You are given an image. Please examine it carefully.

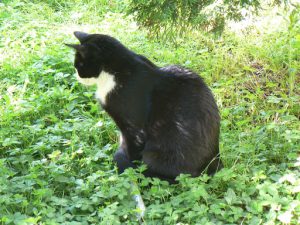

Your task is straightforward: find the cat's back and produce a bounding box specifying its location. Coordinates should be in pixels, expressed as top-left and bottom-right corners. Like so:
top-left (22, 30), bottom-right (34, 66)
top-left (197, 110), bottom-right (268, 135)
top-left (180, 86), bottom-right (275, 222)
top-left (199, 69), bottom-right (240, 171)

top-left (150, 64), bottom-right (219, 124)
top-left (154, 65), bottom-right (214, 104)
top-left (160, 65), bottom-right (201, 80)
top-left (158, 65), bottom-right (209, 93)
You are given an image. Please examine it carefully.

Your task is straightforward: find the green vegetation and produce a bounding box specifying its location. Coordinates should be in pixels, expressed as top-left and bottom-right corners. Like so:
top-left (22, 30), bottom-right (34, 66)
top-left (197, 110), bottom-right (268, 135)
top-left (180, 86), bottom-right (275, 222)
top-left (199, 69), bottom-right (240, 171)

top-left (125, 0), bottom-right (286, 40)
top-left (0, 0), bottom-right (299, 224)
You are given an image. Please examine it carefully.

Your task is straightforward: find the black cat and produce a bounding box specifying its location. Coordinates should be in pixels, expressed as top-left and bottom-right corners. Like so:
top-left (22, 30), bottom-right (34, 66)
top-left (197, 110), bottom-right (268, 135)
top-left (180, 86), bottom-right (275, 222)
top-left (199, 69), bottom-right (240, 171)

top-left (66, 31), bottom-right (223, 183)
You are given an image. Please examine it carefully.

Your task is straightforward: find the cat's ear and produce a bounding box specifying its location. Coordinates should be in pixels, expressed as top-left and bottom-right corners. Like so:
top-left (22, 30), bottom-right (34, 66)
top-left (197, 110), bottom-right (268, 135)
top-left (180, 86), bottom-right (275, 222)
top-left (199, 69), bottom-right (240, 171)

top-left (65, 43), bottom-right (83, 51)
top-left (74, 31), bottom-right (89, 43)
top-left (65, 44), bottom-right (87, 58)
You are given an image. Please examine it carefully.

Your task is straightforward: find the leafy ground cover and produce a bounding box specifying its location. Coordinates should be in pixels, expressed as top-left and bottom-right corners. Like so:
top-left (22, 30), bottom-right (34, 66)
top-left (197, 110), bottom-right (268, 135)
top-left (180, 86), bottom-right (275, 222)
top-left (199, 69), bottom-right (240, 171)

top-left (0, 0), bottom-right (299, 224)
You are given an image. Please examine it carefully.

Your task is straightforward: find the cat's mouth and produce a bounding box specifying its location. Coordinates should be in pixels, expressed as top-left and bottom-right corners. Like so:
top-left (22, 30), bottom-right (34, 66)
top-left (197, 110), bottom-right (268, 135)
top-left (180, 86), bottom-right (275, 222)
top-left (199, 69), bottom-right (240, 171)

top-left (75, 70), bottom-right (98, 86)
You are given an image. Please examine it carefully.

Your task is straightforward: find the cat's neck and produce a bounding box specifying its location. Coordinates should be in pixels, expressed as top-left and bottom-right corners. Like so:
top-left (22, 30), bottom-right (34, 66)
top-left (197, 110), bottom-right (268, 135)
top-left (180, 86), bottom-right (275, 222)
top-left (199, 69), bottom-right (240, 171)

top-left (103, 51), bottom-right (157, 77)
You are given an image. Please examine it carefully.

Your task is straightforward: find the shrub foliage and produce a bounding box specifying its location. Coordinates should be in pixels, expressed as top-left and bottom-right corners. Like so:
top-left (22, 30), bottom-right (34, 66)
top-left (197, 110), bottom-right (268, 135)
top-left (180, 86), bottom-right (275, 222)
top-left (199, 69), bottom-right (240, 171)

top-left (126, 0), bottom-right (286, 40)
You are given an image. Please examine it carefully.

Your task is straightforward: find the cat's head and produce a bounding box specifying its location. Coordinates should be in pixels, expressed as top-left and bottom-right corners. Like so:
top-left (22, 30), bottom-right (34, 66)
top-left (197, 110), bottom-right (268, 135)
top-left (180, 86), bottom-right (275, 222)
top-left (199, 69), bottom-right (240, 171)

top-left (66, 31), bottom-right (119, 85)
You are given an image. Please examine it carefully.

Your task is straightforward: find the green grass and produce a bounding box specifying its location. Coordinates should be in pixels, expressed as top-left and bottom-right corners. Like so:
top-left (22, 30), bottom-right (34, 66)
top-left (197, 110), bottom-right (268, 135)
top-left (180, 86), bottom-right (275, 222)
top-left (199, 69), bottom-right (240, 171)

top-left (0, 0), bottom-right (299, 224)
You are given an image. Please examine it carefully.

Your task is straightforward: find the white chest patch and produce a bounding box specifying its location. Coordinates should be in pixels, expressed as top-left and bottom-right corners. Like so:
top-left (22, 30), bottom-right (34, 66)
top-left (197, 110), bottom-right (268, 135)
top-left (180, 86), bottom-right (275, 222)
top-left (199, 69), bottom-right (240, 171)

top-left (95, 72), bottom-right (116, 105)
top-left (76, 70), bottom-right (116, 105)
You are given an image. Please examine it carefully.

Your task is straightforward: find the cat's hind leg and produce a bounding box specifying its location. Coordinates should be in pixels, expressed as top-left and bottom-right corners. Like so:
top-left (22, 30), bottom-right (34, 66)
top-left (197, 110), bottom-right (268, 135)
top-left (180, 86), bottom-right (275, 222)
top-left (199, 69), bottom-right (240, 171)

top-left (141, 150), bottom-right (180, 184)
top-left (114, 148), bottom-right (177, 183)
top-left (142, 168), bottom-right (178, 184)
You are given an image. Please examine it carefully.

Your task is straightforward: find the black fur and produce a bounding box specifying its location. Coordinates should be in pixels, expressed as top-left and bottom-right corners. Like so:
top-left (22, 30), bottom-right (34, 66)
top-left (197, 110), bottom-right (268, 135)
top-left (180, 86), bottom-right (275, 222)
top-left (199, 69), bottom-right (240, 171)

top-left (67, 31), bottom-right (223, 183)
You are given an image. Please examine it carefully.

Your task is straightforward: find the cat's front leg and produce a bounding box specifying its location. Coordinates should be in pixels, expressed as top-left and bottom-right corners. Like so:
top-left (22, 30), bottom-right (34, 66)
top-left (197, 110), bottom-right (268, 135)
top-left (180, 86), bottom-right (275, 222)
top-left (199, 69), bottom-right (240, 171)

top-left (114, 133), bottom-right (134, 173)
top-left (113, 148), bottom-right (136, 174)
top-left (113, 131), bottom-right (144, 173)
top-left (120, 129), bottom-right (145, 161)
